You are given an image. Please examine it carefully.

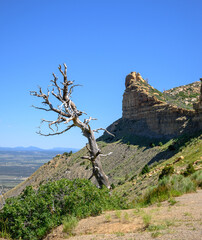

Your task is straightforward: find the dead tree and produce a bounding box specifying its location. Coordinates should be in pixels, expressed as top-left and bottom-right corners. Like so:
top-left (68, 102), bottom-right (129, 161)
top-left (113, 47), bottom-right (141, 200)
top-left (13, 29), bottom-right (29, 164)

top-left (30, 64), bottom-right (113, 189)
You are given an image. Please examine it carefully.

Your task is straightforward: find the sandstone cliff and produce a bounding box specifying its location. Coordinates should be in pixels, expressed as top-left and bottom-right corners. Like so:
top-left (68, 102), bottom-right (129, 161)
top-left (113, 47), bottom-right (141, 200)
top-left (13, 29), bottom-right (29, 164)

top-left (107, 72), bottom-right (202, 140)
top-left (193, 78), bottom-right (202, 129)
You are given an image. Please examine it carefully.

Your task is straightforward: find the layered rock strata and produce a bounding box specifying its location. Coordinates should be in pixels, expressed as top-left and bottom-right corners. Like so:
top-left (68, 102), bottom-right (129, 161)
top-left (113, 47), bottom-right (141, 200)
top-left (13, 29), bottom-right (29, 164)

top-left (193, 78), bottom-right (202, 129)
top-left (121, 72), bottom-right (202, 137)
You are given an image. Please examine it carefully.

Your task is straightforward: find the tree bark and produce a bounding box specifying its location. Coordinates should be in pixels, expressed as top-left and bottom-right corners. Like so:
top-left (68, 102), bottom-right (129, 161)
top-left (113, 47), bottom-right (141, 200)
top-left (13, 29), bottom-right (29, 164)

top-left (73, 117), bottom-right (110, 189)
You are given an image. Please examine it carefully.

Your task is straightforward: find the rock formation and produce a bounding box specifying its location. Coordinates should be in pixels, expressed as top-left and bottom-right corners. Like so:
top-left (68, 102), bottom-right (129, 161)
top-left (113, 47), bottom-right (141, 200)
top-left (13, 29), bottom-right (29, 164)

top-left (193, 78), bottom-right (202, 128)
top-left (122, 72), bottom-right (202, 136)
top-left (107, 72), bottom-right (202, 140)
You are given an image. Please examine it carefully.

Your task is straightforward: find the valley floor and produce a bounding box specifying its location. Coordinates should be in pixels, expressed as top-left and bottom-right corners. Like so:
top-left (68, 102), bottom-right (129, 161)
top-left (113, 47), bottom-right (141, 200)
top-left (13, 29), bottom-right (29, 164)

top-left (44, 190), bottom-right (202, 240)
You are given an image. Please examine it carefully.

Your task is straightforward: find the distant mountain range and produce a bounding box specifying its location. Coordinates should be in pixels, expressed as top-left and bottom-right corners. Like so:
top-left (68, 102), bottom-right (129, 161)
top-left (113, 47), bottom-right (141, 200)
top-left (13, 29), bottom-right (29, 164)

top-left (0, 146), bottom-right (79, 152)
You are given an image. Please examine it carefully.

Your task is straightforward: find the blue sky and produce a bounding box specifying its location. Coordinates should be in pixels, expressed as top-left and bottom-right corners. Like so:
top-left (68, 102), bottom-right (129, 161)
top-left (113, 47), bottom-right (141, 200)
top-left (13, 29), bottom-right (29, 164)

top-left (0, 0), bottom-right (201, 149)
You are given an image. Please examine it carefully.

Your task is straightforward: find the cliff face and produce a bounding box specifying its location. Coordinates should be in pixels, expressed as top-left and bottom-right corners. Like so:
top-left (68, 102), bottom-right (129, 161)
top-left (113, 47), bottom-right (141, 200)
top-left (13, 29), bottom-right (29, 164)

top-left (193, 78), bottom-right (202, 129)
top-left (121, 72), bottom-right (202, 138)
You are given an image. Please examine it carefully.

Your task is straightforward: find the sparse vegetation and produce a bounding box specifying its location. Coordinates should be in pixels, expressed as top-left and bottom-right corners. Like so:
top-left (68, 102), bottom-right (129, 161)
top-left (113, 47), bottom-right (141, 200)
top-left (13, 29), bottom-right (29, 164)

top-left (191, 170), bottom-right (202, 188)
top-left (141, 164), bottom-right (150, 175)
top-left (159, 165), bottom-right (174, 180)
top-left (63, 151), bottom-right (73, 157)
top-left (123, 212), bottom-right (130, 223)
top-left (142, 213), bottom-right (152, 228)
top-left (104, 214), bottom-right (111, 222)
top-left (182, 163), bottom-right (195, 177)
top-left (62, 215), bottom-right (78, 235)
top-left (115, 210), bottom-right (122, 219)
top-left (150, 143), bottom-right (156, 148)
top-left (151, 231), bottom-right (162, 238)
top-left (115, 232), bottom-right (125, 237)
top-left (136, 173), bottom-right (199, 206)
top-left (168, 197), bottom-right (177, 206)
top-left (164, 81), bottom-right (200, 109)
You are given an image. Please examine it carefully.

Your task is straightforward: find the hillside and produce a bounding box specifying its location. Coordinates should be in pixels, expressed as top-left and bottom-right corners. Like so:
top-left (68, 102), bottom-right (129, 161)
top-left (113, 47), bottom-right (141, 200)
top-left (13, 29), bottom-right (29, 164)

top-left (2, 131), bottom-right (202, 205)
top-left (164, 81), bottom-right (201, 109)
top-left (0, 74), bottom-right (202, 240)
top-left (2, 73), bottom-right (202, 203)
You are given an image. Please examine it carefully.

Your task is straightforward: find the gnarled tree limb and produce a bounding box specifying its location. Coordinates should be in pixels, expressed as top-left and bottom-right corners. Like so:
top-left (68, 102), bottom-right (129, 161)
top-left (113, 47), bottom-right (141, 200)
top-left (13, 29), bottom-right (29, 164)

top-left (31, 63), bottom-right (112, 189)
top-left (93, 128), bottom-right (115, 137)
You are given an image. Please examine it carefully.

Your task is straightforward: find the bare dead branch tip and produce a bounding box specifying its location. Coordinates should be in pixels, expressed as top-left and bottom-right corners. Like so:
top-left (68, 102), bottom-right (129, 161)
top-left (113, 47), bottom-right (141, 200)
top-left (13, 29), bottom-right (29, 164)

top-left (100, 152), bottom-right (113, 157)
top-left (84, 117), bottom-right (97, 124)
top-left (36, 124), bottom-right (75, 136)
top-left (93, 128), bottom-right (115, 137)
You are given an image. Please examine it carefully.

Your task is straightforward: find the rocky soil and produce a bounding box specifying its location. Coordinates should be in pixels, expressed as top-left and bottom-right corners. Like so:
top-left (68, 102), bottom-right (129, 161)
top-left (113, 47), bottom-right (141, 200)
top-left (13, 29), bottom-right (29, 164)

top-left (164, 81), bottom-right (201, 109)
top-left (44, 190), bottom-right (202, 240)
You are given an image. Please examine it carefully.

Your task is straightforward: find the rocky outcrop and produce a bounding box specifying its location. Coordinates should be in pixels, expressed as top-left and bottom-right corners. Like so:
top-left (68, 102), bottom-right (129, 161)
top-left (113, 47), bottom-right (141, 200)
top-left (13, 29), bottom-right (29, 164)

top-left (164, 81), bottom-right (201, 109)
top-left (193, 78), bottom-right (202, 112)
top-left (121, 72), bottom-right (202, 138)
top-left (193, 78), bottom-right (202, 129)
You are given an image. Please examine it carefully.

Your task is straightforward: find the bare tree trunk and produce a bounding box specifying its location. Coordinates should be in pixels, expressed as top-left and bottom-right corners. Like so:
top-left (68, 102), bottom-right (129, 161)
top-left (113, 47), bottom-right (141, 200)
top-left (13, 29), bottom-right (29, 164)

top-left (31, 64), bottom-right (112, 189)
top-left (74, 118), bottom-right (110, 189)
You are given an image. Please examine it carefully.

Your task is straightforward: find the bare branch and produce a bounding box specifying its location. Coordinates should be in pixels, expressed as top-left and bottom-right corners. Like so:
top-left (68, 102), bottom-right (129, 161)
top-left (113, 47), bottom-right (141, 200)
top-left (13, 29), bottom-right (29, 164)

top-left (30, 87), bottom-right (71, 118)
top-left (68, 84), bottom-right (82, 97)
top-left (51, 89), bottom-right (63, 102)
top-left (84, 117), bottom-right (97, 124)
top-left (42, 116), bottom-right (65, 132)
top-left (31, 105), bottom-right (51, 112)
top-left (88, 173), bottom-right (94, 180)
top-left (58, 64), bottom-right (65, 77)
top-left (93, 128), bottom-right (115, 137)
top-left (100, 152), bottom-right (113, 157)
top-left (64, 117), bottom-right (74, 124)
top-left (37, 124), bottom-right (75, 136)
top-left (51, 73), bottom-right (63, 98)
top-left (81, 156), bottom-right (91, 160)
top-left (96, 149), bottom-right (102, 157)
top-left (86, 144), bottom-right (92, 153)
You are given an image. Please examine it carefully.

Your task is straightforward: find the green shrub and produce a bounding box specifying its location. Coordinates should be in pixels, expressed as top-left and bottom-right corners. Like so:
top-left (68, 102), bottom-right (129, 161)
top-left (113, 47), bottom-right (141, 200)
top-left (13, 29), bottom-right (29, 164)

top-left (138, 174), bottom-right (196, 206)
top-left (125, 174), bottom-right (129, 181)
top-left (62, 215), bottom-right (78, 235)
top-left (178, 91), bottom-right (186, 98)
top-left (168, 143), bottom-right (176, 151)
top-left (159, 165), bottom-right (174, 180)
top-left (63, 151), bottom-right (72, 157)
top-left (0, 179), bottom-right (126, 240)
top-left (158, 142), bottom-right (163, 147)
top-left (142, 214), bottom-right (152, 228)
top-left (141, 164), bottom-right (150, 175)
top-left (191, 170), bottom-right (202, 188)
top-left (183, 163), bottom-right (195, 177)
top-left (130, 174), bottom-right (136, 181)
top-left (117, 179), bottom-right (125, 185)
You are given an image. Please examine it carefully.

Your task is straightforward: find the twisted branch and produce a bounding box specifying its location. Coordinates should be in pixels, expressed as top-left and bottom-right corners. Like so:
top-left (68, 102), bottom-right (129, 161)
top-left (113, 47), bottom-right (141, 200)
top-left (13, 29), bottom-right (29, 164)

top-left (93, 128), bottom-right (115, 137)
top-left (37, 124), bottom-right (75, 136)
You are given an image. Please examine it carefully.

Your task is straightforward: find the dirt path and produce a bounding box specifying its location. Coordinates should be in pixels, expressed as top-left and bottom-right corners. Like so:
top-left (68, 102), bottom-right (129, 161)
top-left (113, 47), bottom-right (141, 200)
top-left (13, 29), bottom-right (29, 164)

top-left (45, 190), bottom-right (202, 240)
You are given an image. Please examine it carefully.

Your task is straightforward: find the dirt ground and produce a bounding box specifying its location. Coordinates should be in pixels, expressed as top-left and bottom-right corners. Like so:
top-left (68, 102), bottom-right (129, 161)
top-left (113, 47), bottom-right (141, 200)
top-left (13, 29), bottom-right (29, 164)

top-left (44, 190), bottom-right (202, 240)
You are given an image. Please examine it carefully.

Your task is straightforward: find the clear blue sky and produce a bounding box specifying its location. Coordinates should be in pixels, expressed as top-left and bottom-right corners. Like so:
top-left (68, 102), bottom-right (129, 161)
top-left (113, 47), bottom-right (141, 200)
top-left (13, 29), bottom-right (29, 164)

top-left (0, 0), bottom-right (201, 149)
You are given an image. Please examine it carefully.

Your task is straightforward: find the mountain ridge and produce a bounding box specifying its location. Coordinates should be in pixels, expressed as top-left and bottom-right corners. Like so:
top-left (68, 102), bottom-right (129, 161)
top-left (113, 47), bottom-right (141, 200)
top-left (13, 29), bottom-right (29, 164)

top-left (0, 146), bottom-right (78, 152)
